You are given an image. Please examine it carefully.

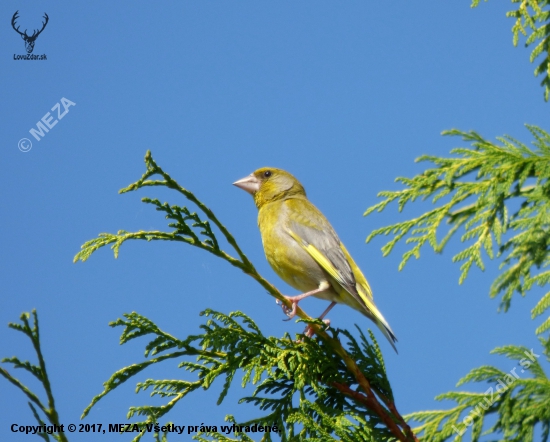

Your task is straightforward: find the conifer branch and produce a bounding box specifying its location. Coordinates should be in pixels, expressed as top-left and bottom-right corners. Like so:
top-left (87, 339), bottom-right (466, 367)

top-left (81, 309), bottom-right (413, 441)
top-left (367, 125), bottom-right (550, 440)
top-left (365, 125), bottom-right (550, 331)
top-left (0, 311), bottom-right (69, 442)
top-left (74, 152), bottom-right (417, 441)
top-left (472, 0), bottom-right (550, 100)
top-left (406, 340), bottom-right (550, 440)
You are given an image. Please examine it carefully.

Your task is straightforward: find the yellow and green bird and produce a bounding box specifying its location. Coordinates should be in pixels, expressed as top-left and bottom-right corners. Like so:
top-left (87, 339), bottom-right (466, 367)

top-left (233, 167), bottom-right (398, 352)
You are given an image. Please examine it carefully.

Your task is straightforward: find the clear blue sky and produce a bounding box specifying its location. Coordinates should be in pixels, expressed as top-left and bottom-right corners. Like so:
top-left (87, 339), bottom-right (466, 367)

top-left (1, 1), bottom-right (547, 441)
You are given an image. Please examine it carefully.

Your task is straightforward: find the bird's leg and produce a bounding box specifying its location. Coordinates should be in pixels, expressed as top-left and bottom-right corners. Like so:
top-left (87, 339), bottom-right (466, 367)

top-left (304, 301), bottom-right (336, 338)
top-left (317, 300), bottom-right (337, 321)
top-left (276, 281), bottom-right (330, 319)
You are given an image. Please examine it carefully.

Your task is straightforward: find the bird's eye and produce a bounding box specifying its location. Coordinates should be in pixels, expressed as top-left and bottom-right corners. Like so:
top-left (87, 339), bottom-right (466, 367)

top-left (263, 170), bottom-right (272, 178)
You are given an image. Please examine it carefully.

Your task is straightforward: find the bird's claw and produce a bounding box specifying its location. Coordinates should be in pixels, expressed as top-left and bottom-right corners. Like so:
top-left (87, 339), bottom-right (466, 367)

top-left (276, 297), bottom-right (298, 320)
top-left (284, 302), bottom-right (298, 319)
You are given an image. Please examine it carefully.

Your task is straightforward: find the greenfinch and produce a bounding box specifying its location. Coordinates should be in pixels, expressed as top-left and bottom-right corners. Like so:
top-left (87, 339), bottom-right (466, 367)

top-left (234, 168), bottom-right (398, 352)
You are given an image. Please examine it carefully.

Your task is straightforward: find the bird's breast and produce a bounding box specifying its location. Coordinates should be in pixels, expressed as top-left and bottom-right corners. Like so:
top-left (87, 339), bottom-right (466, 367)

top-left (258, 203), bottom-right (326, 293)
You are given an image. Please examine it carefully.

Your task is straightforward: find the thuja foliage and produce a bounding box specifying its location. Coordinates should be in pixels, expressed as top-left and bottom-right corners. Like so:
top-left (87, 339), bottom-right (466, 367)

top-left (472, 0), bottom-right (550, 100)
top-left (366, 125), bottom-right (550, 334)
top-left (0, 311), bottom-right (68, 442)
top-left (81, 309), bottom-right (395, 442)
top-left (407, 340), bottom-right (550, 441)
top-left (73, 151), bottom-right (417, 442)
top-left (365, 125), bottom-right (550, 440)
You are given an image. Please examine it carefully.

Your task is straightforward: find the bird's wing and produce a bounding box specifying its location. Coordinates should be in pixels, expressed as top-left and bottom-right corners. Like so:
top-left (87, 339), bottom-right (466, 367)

top-left (340, 243), bottom-right (374, 301)
top-left (284, 198), bottom-right (360, 299)
top-left (285, 198), bottom-right (398, 352)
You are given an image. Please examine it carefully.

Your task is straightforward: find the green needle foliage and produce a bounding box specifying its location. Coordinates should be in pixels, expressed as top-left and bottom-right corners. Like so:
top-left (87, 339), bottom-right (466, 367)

top-left (406, 339), bottom-right (550, 441)
top-left (365, 125), bottom-right (550, 335)
top-left (81, 309), bottom-right (395, 442)
top-left (73, 151), bottom-right (418, 442)
top-left (365, 125), bottom-right (550, 440)
top-left (472, 0), bottom-right (550, 100)
top-left (0, 311), bottom-right (68, 442)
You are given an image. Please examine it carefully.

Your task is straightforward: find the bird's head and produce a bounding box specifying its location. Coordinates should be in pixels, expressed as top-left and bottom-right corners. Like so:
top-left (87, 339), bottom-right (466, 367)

top-left (233, 168), bottom-right (306, 208)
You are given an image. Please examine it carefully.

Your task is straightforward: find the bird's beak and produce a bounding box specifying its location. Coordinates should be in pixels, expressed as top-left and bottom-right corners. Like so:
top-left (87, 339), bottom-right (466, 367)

top-left (233, 174), bottom-right (260, 194)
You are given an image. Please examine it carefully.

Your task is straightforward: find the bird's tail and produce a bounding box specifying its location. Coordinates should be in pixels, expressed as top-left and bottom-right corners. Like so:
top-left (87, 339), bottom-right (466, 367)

top-left (338, 244), bottom-right (398, 352)
top-left (360, 291), bottom-right (398, 353)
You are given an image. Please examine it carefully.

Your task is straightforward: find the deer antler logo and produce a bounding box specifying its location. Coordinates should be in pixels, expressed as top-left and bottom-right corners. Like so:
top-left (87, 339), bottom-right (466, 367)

top-left (11, 11), bottom-right (49, 54)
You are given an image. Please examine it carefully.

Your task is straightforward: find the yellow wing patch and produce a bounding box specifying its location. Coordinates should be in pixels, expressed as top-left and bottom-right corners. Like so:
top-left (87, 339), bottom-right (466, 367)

top-left (287, 229), bottom-right (350, 290)
top-left (339, 243), bottom-right (374, 301)
top-left (288, 228), bottom-right (398, 351)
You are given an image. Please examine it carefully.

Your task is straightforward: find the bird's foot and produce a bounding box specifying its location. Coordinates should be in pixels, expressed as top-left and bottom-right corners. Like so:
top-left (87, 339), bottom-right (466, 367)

top-left (304, 319), bottom-right (331, 338)
top-left (275, 284), bottom-right (331, 320)
top-left (276, 297), bottom-right (299, 320)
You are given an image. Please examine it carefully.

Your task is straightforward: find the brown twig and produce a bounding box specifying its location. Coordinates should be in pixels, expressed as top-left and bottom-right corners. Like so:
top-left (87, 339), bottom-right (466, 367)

top-left (332, 381), bottom-right (412, 442)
